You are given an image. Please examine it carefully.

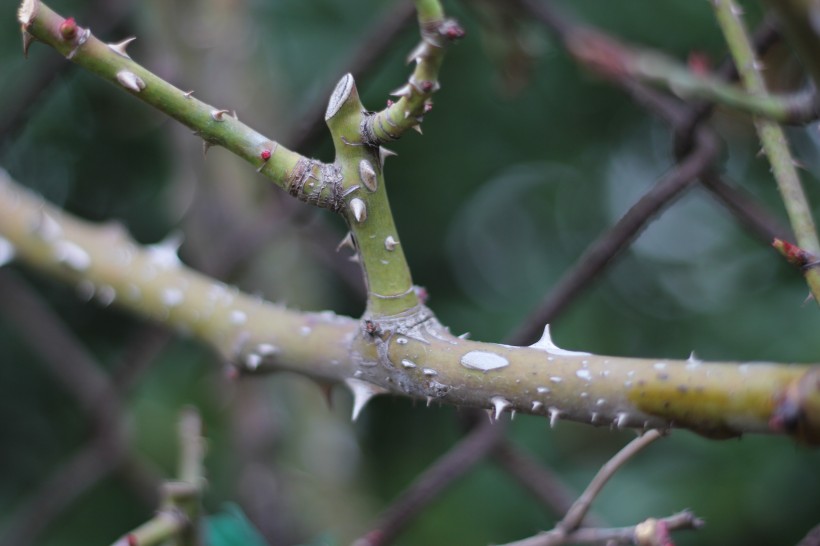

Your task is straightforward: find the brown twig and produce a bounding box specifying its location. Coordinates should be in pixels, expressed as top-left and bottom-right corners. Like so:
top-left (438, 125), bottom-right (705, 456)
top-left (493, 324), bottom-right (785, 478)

top-left (508, 128), bottom-right (719, 345)
top-left (491, 442), bottom-right (603, 527)
top-left (351, 417), bottom-right (507, 546)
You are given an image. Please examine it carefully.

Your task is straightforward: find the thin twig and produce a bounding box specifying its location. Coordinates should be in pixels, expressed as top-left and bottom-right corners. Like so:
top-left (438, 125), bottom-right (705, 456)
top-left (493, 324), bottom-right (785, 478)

top-left (287, 0), bottom-right (418, 151)
top-left (559, 430), bottom-right (663, 534)
top-left (491, 442), bottom-right (604, 527)
top-left (351, 417), bottom-right (507, 546)
top-left (501, 510), bottom-right (703, 546)
top-left (498, 431), bottom-right (676, 546)
top-left (507, 129), bottom-right (719, 345)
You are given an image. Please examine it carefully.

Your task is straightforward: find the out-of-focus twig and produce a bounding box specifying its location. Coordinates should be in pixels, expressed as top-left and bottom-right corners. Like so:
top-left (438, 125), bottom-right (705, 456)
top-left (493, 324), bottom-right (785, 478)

top-left (351, 417), bottom-right (507, 546)
top-left (508, 128), bottom-right (719, 345)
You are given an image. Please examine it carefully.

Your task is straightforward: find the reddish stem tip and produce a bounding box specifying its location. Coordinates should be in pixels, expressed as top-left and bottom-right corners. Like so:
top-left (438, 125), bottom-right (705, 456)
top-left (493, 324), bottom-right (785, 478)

top-left (439, 19), bottom-right (465, 41)
top-left (772, 238), bottom-right (815, 268)
top-left (126, 534), bottom-right (139, 546)
top-left (260, 149), bottom-right (272, 161)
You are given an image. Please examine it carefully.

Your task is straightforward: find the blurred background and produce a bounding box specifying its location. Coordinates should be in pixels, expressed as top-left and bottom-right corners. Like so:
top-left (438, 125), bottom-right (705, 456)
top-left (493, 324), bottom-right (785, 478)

top-left (1, 0), bottom-right (820, 544)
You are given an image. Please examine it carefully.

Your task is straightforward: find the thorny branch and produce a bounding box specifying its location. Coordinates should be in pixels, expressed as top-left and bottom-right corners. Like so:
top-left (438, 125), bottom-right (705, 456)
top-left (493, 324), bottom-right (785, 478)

top-left (4, 2), bottom-right (820, 541)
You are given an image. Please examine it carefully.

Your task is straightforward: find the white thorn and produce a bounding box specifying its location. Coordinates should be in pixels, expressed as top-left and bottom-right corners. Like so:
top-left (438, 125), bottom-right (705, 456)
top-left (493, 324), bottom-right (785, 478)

top-left (336, 232), bottom-right (355, 253)
top-left (108, 37), bottom-right (136, 59)
top-left (490, 396), bottom-right (511, 421)
top-left (389, 83), bottom-right (412, 98)
top-left (348, 253), bottom-right (360, 264)
top-left (615, 412), bottom-right (629, 429)
top-left (457, 332), bottom-right (470, 339)
top-left (350, 198), bottom-right (367, 223)
top-left (411, 124), bottom-right (423, 134)
top-left (146, 232), bottom-right (183, 268)
top-left (529, 324), bottom-right (591, 357)
top-left (548, 407), bottom-right (561, 428)
top-left (116, 70), bottom-right (145, 93)
top-left (378, 146), bottom-right (398, 168)
top-left (511, 410), bottom-right (516, 421)
top-left (426, 396), bottom-right (433, 407)
top-left (54, 240), bottom-right (91, 271)
top-left (384, 235), bottom-right (398, 251)
top-left (345, 378), bottom-right (387, 421)
top-left (202, 140), bottom-right (213, 157)
top-left (405, 41), bottom-right (429, 64)
top-left (359, 159), bottom-right (378, 192)
top-left (211, 109), bottom-right (231, 121)
top-left (183, 90), bottom-right (195, 98)
top-left (531, 401), bottom-right (543, 412)
top-left (591, 412), bottom-right (598, 424)
top-left (0, 237), bottom-right (15, 267)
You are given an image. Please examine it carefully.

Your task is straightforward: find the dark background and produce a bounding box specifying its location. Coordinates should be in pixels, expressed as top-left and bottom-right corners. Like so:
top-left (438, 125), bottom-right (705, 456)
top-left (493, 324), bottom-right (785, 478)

top-left (1, 0), bottom-right (819, 545)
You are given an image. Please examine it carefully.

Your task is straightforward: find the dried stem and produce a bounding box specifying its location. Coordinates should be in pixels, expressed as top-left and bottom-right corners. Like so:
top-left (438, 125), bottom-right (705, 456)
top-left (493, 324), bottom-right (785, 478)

top-left (498, 431), bottom-right (704, 546)
top-left (559, 430), bottom-right (663, 534)
top-left (500, 510), bottom-right (703, 546)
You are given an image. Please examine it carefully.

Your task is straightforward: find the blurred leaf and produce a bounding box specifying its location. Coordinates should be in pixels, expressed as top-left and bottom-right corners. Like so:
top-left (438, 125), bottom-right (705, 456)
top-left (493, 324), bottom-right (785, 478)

top-left (206, 504), bottom-right (267, 546)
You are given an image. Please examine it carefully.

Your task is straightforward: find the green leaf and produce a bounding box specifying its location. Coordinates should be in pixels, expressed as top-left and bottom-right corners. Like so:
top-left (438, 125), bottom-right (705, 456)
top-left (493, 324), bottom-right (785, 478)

top-left (205, 503), bottom-right (268, 546)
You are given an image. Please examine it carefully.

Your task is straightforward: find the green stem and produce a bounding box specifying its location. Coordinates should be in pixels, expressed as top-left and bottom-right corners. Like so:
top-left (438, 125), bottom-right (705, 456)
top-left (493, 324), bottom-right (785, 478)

top-left (325, 74), bottom-right (419, 317)
top-left (712, 0), bottom-right (820, 303)
top-left (2, 169), bottom-right (819, 444)
top-left (565, 28), bottom-right (819, 124)
top-left (362, 0), bottom-right (462, 145)
top-left (19, 1), bottom-right (327, 202)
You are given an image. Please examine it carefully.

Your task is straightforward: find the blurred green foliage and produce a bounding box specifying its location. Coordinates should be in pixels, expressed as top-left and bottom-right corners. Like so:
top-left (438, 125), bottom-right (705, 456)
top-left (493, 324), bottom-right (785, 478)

top-left (1, 1), bottom-right (819, 545)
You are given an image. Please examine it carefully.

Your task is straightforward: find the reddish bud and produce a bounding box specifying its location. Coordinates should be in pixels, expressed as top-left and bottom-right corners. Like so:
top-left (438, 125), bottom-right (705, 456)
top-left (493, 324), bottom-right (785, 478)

top-left (687, 51), bottom-right (711, 76)
top-left (772, 238), bottom-right (816, 269)
top-left (60, 17), bottom-right (78, 40)
top-left (439, 19), bottom-right (465, 41)
top-left (126, 534), bottom-right (139, 546)
top-left (414, 286), bottom-right (429, 304)
top-left (260, 149), bottom-right (272, 161)
top-left (420, 80), bottom-right (434, 93)
top-left (423, 102), bottom-right (433, 114)
top-left (386, 99), bottom-right (394, 107)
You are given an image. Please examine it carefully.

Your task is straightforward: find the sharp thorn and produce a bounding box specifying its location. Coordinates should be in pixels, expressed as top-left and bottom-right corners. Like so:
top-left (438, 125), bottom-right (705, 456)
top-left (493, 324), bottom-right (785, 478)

top-left (378, 146), bottom-right (397, 168)
top-left (336, 232), bottom-right (355, 253)
top-left (345, 378), bottom-right (387, 421)
top-left (490, 396), bottom-right (511, 421)
top-left (350, 198), bottom-right (367, 224)
top-left (108, 37), bottom-right (136, 59)
top-left (22, 30), bottom-right (35, 58)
